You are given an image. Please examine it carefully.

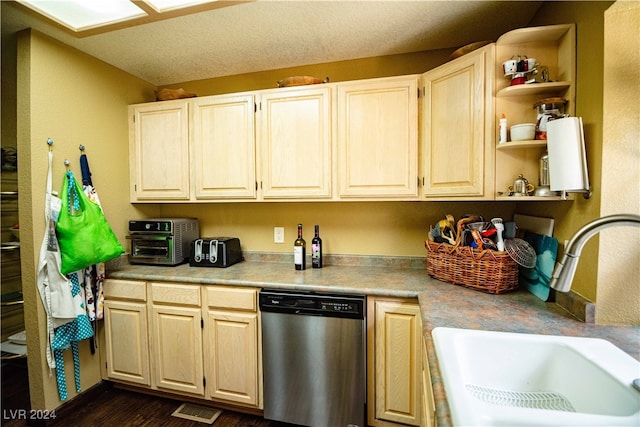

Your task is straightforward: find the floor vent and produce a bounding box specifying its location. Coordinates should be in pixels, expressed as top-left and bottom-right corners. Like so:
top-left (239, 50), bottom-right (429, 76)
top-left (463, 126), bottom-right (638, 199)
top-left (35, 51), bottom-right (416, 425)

top-left (171, 403), bottom-right (223, 424)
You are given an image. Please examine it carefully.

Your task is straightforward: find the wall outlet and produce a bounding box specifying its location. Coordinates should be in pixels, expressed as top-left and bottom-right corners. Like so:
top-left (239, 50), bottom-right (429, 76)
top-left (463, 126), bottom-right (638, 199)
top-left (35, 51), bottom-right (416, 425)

top-left (274, 227), bottom-right (285, 244)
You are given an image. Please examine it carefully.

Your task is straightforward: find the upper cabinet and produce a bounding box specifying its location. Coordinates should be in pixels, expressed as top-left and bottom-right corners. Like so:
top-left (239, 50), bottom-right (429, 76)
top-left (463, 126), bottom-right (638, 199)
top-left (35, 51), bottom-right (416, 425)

top-left (494, 24), bottom-right (576, 199)
top-left (338, 76), bottom-right (419, 198)
top-left (129, 76), bottom-right (418, 203)
top-left (191, 94), bottom-right (257, 199)
top-left (420, 44), bottom-right (495, 199)
top-left (128, 25), bottom-right (575, 203)
top-left (129, 100), bottom-right (190, 201)
top-left (258, 86), bottom-right (332, 199)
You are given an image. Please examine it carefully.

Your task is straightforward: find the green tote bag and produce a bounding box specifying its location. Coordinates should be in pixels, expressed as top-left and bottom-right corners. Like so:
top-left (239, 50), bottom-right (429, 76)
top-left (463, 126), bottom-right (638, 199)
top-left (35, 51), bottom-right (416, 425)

top-left (56, 171), bottom-right (124, 275)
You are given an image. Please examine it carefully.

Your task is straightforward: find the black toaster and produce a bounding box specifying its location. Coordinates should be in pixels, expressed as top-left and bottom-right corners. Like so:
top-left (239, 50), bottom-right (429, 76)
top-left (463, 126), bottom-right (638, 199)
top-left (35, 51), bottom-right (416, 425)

top-left (189, 237), bottom-right (243, 268)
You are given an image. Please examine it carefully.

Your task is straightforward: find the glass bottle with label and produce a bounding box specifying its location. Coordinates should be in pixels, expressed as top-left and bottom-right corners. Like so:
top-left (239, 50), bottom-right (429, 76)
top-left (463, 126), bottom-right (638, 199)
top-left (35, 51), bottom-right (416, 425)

top-left (294, 224), bottom-right (306, 270)
top-left (311, 225), bottom-right (322, 269)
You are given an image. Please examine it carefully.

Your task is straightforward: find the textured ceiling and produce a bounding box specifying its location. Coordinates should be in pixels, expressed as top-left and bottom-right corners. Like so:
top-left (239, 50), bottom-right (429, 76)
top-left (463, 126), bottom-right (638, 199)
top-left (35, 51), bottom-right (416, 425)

top-left (2, 1), bottom-right (542, 86)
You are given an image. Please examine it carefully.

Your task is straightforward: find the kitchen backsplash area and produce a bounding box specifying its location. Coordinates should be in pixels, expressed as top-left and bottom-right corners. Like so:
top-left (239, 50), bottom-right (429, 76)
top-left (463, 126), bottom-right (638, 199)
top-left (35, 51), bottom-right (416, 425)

top-left (156, 201), bottom-right (518, 257)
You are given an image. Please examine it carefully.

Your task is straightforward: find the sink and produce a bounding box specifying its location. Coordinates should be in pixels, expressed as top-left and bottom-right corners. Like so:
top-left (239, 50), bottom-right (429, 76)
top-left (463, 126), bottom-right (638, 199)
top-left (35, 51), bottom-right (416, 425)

top-left (432, 327), bottom-right (640, 426)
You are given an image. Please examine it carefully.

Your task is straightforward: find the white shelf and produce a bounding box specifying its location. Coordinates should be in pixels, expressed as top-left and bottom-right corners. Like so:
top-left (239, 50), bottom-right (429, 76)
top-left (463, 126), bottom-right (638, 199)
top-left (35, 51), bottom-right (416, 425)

top-left (496, 140), bottom-right (546, 150)
top-left (495, 194), bottom-right (574, 201)
top-left (496, 81), bottom-right (571, 97)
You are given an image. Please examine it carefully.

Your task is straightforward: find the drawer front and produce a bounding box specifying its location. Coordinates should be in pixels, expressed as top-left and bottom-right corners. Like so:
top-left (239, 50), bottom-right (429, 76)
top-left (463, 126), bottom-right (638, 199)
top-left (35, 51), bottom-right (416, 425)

top-left (151, 282), bottom-right (201, 306)
top-left (206, 286), bottom-right (257, 311)
top-left (104, 279), bottom-right (146, 302)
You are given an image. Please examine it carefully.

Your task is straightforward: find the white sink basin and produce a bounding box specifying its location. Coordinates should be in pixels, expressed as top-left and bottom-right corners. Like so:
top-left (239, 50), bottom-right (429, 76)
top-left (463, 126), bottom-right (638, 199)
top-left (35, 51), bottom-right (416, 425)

top-left (432, 327), bottom-right (640, 426)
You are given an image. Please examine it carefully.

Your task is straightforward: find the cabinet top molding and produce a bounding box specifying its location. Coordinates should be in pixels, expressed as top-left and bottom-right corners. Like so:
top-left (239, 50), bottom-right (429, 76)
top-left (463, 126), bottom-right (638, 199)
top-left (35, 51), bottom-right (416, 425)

top-left (497, 23), bottom-right (575, 45)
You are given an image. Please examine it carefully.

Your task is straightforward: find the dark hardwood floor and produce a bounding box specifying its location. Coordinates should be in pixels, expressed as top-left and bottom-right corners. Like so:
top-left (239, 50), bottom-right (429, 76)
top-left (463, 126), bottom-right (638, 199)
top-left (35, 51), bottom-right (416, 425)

top-left (2, 359), bottom-right (294, 427)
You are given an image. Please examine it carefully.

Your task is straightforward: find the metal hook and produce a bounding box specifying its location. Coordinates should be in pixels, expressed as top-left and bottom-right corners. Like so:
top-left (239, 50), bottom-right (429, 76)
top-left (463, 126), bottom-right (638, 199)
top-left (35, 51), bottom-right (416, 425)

top-left (47, 138), bottom-right (54, 151)
top-left (79, 144), bottom-right (85, 152)
top-left (64, 159), bottom-right (70, 170)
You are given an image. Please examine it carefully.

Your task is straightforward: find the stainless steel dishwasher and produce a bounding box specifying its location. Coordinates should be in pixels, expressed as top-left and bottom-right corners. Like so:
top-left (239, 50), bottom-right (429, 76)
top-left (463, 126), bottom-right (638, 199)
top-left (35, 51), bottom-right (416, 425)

top-left (259, 289), bottom-right (366, 427)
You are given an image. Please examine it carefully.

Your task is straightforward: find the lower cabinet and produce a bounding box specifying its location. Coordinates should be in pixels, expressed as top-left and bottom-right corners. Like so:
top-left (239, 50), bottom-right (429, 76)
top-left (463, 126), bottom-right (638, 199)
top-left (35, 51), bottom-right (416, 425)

top-left (103, 279), bottom-right (262, 409)
top-left (105, 281), bottom-right (431, 423)
top-left (421, 338), bottom-right (437, 427)
top-left (204, 286), bottom-right (261, 407)
top-left (150, 282), bottom-right (204, 395)
top-left (368, 297), bottom-right (423, 426)
top-left (103, 280), bottom-right (150, 386)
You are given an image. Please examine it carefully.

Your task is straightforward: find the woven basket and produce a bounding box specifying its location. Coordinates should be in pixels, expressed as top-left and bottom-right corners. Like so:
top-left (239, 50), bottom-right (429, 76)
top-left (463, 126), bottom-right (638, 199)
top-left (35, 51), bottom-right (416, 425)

top-left (425, 240), bottom-right (519, 294)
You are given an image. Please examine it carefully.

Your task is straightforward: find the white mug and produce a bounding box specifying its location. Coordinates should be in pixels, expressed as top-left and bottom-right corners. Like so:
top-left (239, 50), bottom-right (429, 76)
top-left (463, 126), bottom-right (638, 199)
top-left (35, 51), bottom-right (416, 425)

top-left (503, 59), bottom-right (517, 75)
top-left (526, 58), bottom-right (537, 71)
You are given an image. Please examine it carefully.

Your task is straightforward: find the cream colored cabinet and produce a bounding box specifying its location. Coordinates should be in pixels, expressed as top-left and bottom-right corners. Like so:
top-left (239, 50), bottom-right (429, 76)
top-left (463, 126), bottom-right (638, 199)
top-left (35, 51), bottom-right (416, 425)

top-left (149, 282), bottom-right (204, 396)
top-left (191, 94), bottom-right (257, 199)
top-left (494, 24), bottom-right (575, 200)
top-left (421, 336), bottom-right (436, 427)
top-left (258, 86), bottom-right (332, 199)
top-left (203, 286), bottom-right (261, 408)
top-left (421, 44), bottom-right (495, 199)
top-left (103, 279), bottom-right (151, 386)
top-left (129, 100), bottom-right (190, 201)
top-left (338, 76), bottom-right (419, 198)
top-left (368, 297), bottom-right (422, 426)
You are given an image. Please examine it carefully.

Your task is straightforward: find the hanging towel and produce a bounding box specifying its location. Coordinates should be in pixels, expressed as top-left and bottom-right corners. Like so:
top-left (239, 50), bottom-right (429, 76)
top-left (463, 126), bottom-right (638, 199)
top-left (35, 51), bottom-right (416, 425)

top-left (36, 151), bottom-right (77, 369)
top-left (51, 272), bottom-right (94, 400)
top-left (79, 151), bottom-right (105, 321)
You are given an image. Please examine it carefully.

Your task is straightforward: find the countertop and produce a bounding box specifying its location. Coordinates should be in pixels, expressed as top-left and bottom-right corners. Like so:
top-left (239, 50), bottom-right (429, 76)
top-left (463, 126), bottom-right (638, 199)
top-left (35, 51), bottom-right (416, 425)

top-left (107, 256), bottom-right (640, 427)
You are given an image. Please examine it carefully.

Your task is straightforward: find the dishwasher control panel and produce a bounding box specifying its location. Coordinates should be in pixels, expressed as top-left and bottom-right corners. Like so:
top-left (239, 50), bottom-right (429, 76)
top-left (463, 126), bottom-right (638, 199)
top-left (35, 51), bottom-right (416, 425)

top-left (259, 290), bottom-right (365, 319)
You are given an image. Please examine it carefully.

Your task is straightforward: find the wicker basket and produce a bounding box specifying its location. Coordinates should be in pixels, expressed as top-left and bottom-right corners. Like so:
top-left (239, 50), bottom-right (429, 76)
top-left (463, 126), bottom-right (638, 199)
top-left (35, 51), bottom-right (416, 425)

top-left (425, 240), bottom-right (519, 294)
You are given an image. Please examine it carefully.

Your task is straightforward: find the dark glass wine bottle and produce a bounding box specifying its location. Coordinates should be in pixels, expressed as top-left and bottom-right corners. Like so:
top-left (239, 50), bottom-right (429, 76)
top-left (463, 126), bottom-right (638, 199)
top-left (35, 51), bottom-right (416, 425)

top-left (294, 224), bottom-right (306, 270)
top-left (311, 224), bottom-right (322, 269)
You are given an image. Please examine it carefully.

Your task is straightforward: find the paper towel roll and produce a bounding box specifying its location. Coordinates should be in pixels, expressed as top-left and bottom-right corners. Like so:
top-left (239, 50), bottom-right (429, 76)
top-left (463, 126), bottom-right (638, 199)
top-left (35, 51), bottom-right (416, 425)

top-left (547, 117), bottom-right (590, 192)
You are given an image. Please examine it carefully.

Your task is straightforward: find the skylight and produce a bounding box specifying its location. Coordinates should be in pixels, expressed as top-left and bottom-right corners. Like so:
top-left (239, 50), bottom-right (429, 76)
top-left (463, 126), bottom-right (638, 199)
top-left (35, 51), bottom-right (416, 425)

top-left (146, 0), bottom-right (218, 13)
top-left (18, 1), bottom-right (148, 32)
top-left (17, 0), bottom-right (227, 36)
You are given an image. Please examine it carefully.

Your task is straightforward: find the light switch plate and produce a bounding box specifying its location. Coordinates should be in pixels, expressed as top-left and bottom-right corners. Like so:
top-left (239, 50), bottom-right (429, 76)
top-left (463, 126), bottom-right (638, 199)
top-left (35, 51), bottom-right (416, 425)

top-left (274, 227), bottom-right (285, 243)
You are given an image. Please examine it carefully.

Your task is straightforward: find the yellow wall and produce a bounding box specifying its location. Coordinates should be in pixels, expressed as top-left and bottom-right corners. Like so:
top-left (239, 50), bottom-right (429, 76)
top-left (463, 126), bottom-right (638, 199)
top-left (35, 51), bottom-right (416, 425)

top-left (15, 29), bottom-right (158, 410)
top-left (597, 2), bottom-right (640, 325)
top-left (164, 49), bottom-right (452, 96)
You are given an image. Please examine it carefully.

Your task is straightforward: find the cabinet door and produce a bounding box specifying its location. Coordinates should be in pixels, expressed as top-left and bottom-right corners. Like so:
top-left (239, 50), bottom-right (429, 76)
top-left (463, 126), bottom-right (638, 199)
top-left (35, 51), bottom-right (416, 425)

top-left (151, 304), bottom-right (204, 395)
top-left (338, 77), bottom-right (419, 198)
top-left (368, 298), bottom-right (422, 426)
top-left (104, 300), bottom-right (150, 386)
top-left (421, 339), bottom-right (436, 427)
top-left (191, 95), bottom-right (257, 199)
top-left (129, 101), bottom-right (190, 201)
top-left (205, 310), bottom-right (260, 407)
top-left (259, 87), bottom-right (332, 198)
top-left (421, 45), bottom-right (494, 197)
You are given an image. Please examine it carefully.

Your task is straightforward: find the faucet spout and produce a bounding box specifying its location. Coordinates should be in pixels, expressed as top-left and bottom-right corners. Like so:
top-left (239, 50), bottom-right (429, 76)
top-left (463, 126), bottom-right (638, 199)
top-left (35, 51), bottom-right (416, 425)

top-left (550, 214), bottom-right (640, 292)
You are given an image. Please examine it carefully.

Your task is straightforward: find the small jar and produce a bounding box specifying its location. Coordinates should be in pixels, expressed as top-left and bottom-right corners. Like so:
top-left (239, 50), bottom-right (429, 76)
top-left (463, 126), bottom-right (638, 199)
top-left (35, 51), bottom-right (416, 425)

top-left (533, 97), bottom-right (567, 140)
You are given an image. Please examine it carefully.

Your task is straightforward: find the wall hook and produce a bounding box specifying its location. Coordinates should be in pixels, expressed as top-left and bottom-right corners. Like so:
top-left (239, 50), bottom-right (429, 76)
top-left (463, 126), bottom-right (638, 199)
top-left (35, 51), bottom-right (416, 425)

top-left (79, 144), bottom-right (85, 152)
top-left (64, 159), bottom-right (70, 170)
top-left (47, 138), bottom-right (54, 151)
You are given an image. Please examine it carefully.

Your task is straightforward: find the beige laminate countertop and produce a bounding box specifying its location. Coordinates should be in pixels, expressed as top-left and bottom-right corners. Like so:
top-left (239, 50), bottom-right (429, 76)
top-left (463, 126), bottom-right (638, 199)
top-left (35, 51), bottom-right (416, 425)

top-left (107, 259), bottom-right (640, 427)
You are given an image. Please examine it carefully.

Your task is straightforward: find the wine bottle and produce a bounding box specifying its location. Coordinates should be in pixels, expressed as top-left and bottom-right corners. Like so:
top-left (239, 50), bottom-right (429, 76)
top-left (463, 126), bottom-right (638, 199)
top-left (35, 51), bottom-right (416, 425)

top-left (294, 224), bottom-right (306, 270)
top-left (311, 224), bottom-right (322, 269)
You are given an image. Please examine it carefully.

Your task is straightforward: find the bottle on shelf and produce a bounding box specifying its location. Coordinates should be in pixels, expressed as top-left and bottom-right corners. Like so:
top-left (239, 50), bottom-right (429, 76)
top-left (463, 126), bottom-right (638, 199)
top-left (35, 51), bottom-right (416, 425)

top-left (311, 225), bottom-right (322, 269)
top-left (499, 113), bottom-right (508, 144)
top-left (294, 224), bottom-right (306, 270)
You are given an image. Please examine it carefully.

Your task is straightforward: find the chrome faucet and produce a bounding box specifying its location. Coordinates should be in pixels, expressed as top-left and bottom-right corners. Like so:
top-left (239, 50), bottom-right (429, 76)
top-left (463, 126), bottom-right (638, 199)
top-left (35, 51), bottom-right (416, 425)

top-left (550, 214), bottom-right (640, 292)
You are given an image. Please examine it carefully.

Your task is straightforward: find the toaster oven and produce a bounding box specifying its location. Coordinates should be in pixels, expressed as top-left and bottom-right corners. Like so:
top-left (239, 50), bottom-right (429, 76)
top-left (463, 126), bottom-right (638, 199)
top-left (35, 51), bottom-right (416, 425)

top-left (128, 218), bottom-right (199, 266)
